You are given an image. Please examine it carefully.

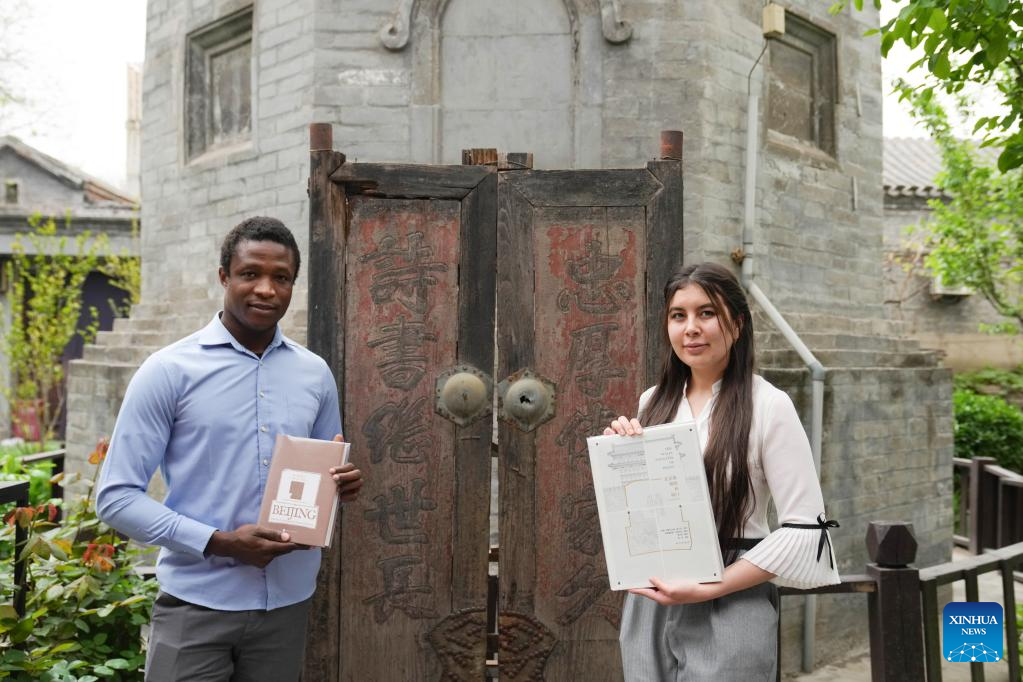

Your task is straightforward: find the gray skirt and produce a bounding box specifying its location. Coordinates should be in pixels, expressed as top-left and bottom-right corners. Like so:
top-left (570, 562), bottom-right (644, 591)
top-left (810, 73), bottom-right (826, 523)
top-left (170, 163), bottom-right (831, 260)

top-left (619, 580), bottom-right (779, 681)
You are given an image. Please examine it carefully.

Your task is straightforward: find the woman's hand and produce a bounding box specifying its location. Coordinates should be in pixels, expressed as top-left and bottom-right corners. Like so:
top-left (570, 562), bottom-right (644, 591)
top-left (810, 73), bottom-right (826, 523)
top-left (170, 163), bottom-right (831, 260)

top-left (629, 561), bottom-right (775, 606)
top-left (603, 415), bottom-right (643, 436)
top-left (628, 577), bottom-right (718, 606)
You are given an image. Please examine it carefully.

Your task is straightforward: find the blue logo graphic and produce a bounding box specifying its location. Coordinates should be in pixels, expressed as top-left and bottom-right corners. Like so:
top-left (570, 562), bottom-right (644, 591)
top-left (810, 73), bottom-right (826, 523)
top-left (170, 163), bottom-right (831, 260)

top-left (942, 602), bottom-right (1003, 663)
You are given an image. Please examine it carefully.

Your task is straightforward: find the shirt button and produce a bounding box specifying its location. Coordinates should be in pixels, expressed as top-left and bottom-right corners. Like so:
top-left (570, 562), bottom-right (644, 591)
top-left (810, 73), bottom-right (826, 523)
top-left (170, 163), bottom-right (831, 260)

top-left (260, 425), bottom-right (268, 433)
top-left (259, 360), bottom-right (263, 367)
top-left (259, 391), bottom-right (265, 398)
top-left (262, 459), bottom-right (269, 466)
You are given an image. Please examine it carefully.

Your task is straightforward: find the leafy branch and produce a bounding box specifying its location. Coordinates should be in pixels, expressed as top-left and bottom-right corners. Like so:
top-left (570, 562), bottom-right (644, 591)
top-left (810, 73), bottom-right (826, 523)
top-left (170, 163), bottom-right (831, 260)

top-left (3, 214), bottom-right (107, 444)
top-left (895, 79), bottom-right (1023, 333)
top-left (833, 0), bottom-right (1023, 171)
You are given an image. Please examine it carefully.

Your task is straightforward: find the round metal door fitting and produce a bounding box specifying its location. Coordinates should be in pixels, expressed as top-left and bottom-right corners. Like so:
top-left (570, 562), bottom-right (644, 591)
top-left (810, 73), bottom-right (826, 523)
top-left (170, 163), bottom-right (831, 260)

top-left (435, 364), bottom-right (493, 427)
top-left (497, 368), bottom-right (557, 433)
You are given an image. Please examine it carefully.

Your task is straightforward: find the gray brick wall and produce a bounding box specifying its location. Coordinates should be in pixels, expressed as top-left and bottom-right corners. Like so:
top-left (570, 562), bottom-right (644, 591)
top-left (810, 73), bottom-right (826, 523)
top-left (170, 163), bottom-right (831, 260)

top-left (883, 196), bottom-right (1022, 369)
top-left (138, 0), bottom-right (316, 314)
top-left (132, 0), bottom-right (889, 325)
top-left (767, 365), bottom-right (954, 672)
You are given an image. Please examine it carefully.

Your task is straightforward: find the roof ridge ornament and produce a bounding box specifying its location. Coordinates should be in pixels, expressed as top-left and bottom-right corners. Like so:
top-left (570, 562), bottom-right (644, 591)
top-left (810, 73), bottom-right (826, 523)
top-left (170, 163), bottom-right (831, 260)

top-left (600, 0), bottom-right (632, 44)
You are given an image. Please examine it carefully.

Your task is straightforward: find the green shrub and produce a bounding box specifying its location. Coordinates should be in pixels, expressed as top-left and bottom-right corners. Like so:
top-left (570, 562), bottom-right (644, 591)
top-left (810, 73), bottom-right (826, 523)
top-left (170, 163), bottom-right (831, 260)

top-left (954, 365), bottom-right (1023, 396)
top-left (1017, 603), bottom-right (1022, 672)
top-left (0, 439), bottom-right (156, 681)
top-left (0, 442), bottom-right (60, 508)
top-left (953, 389), bottom-right (1023, 473)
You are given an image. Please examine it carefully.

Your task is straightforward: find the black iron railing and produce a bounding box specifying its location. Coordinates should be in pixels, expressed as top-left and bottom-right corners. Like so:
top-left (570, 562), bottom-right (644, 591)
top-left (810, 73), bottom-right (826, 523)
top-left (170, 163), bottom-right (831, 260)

top-left (0, 480), bottom-right (30, 616)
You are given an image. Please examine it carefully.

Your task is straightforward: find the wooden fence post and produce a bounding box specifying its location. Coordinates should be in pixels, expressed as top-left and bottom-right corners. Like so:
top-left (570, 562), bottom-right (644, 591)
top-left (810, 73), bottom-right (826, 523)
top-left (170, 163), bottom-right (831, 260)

top-left (999, 477), bottom-right (1023, 547)
top-left (305, 122), bottom-right (348, 682)
top-left (968, 457), bottom-right (997, 554)
top-left (866, 521), bottom-right (925, 681)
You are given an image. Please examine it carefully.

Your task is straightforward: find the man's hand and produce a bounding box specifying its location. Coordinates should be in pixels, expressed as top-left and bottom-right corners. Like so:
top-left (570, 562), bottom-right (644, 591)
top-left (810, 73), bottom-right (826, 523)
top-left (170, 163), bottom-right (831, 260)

top-left (206, 524), bottom-right (303, 568)
top-left (329, 434), bottom-right (363, 503)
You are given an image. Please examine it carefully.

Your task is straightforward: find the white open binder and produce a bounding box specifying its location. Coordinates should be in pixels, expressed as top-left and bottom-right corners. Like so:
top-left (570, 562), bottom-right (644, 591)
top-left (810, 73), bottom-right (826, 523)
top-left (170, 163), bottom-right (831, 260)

top-left (586, 422), bottom-right (724, 590)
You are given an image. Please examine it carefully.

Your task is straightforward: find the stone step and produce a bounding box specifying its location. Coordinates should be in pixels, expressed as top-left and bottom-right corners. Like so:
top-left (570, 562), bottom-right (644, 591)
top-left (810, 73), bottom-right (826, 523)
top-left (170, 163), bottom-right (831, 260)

top-left (67, 358), bottom-right (143, 379)
top-left (127, 296), bottom-right (310, 320)
top-left (760, 365), bottom-right (951, 384)
top-left (758, 347), bottom-right (941, 370)
top-left (94, 330), bottom-right (172, 348)
top-left (81, 343), bottom-right (156, 365)
top-left (100, 306), bottom-right (309, 352)
top-left (756, 331), bottom-right (921, 354)
top-left (112, 311), bottom-right (214, 334)
top-left (127, 300), bottom-right (178, 319)
top-left (752, 309), bottom-right (911, 337)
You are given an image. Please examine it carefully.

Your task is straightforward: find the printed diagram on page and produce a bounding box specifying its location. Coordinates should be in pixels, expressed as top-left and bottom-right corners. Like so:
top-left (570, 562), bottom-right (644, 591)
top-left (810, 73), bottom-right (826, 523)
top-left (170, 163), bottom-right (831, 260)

top-left (588, 423), bottom-right (723, 590)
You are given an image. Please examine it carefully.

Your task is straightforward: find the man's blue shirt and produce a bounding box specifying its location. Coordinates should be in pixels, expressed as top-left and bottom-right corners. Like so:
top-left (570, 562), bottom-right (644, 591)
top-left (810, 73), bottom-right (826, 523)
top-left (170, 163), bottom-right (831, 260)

top-left (96, 314), bottom-right (342, 611)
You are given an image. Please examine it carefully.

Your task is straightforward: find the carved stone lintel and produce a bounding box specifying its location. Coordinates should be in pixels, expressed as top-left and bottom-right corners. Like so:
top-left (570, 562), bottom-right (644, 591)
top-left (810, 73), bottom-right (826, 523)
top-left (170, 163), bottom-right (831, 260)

top-left (599, 0), bottom-right (633, 44)
top-left (379, 0), bottom-right (416, 51)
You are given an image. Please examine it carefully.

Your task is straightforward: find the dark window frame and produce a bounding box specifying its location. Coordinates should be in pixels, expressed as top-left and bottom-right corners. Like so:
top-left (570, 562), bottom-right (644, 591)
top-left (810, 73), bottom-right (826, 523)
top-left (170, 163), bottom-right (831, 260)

top-left (3, 179), bottom-right (19, 205)
top-left (184, 6), bottom-right (254, 161)
top-left (766, 12), bottom-right (838, 157)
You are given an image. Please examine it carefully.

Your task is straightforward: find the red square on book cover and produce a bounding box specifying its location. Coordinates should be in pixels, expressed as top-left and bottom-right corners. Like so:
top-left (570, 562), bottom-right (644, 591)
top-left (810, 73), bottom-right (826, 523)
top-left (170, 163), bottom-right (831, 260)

top-left (257, 434), bottom-right (350, 547)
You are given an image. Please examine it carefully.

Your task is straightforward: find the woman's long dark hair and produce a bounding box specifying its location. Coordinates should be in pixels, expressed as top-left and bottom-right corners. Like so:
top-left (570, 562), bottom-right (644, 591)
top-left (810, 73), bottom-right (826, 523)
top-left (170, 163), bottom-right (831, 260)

top-left (639, 263), bottom-right (756, 555)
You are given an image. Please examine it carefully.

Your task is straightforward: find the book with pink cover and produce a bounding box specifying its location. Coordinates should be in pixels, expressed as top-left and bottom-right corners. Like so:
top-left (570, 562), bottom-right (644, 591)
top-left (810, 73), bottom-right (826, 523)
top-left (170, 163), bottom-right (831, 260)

top-left (257, 434), bottom-right (350, 547)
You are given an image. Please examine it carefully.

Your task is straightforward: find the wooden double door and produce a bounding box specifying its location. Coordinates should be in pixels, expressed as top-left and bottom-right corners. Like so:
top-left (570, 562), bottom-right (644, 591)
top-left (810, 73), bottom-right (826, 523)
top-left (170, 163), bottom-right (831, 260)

top-left (305, 125), bottom-right (682, 681)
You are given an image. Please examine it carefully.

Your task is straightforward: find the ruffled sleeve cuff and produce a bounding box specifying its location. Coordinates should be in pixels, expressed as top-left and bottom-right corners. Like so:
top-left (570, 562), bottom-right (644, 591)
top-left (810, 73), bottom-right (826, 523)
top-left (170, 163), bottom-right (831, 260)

top-left (741, 526), bottom-right (841, 589)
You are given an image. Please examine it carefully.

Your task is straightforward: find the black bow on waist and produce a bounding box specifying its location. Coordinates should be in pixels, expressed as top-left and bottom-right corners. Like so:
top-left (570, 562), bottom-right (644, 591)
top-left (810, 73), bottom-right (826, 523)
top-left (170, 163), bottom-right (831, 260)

top-left (781, 514), bottom-right (840, 569)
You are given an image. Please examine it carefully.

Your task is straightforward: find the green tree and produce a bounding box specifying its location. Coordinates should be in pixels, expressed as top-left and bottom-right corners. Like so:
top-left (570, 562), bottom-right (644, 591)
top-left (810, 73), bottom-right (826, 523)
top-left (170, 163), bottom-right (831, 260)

top-left (897, 81), bottom-right (1023, 333)
top-left (834, 0), bottom-right (1023, 171)
top-left (98, 218), bottom-right (141, 318)
top-left (4, 214), bottom-right (105, 444)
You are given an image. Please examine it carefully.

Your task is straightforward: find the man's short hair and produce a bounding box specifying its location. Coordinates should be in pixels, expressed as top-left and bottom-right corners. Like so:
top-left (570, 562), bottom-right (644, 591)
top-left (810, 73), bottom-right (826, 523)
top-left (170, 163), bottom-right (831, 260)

top-left (220, 216), bottom-right (301, 280)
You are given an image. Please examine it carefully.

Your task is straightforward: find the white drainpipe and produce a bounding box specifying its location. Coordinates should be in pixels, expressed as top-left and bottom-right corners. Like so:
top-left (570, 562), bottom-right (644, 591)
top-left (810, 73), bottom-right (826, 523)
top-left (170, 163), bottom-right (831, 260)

top-left (744, 47), bottom-right (827, 675)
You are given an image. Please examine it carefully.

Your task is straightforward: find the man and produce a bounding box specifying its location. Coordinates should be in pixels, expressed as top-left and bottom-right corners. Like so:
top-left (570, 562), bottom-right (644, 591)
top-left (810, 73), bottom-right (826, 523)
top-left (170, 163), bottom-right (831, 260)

top-left (97, 216), bottom-right (362, 681)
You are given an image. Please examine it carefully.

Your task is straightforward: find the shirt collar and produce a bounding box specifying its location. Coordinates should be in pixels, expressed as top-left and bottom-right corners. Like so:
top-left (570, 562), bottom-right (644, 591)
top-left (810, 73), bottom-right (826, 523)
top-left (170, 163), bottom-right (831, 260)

top-left (682, 378), bottom-right (724, 398)
top-left (197, 312), bottom-right (289, 356)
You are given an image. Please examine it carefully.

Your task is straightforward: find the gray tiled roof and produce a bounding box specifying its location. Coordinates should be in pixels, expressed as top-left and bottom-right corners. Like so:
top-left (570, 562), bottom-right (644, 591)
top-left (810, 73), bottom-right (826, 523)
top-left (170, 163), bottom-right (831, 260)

top-left (883, 136), bottom-right (1000, 199)
top-left (883, 137), bottom-right (944, 198)
top-left (0, 135), bottom-right (137, 205)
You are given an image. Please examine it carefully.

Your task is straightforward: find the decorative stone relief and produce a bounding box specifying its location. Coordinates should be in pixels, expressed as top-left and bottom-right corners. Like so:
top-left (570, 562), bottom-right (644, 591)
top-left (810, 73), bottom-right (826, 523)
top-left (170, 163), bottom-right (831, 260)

top-left (379, 0), bottom-right (633, 50)
top-left (379, 0), bottom-right (415, 51)
top-left (599, 0), bottom-right (632, 43)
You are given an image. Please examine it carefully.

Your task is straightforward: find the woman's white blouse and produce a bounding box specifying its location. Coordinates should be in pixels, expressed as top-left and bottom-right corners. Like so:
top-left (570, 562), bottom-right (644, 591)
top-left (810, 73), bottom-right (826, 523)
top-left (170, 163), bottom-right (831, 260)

top-left (637, 375), bottom-right (841, 589)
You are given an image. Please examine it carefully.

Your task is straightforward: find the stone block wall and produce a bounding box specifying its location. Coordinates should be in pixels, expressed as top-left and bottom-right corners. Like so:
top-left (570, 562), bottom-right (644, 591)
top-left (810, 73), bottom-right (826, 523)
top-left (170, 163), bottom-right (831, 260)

top-left (129, 0), bottom-right (887, 322)
top-left (884, 196), bottom-right (1023, 369)
top-left (64, 360), bottom-right (137, 498)
top-left (630, 1), bottom-right (887, 323)
top-left (766, 364), bottom-right (954, 671)
top-left (138, 0), bottom-right (316, 313)
top-left (66, 0), bottom-right (316, 492)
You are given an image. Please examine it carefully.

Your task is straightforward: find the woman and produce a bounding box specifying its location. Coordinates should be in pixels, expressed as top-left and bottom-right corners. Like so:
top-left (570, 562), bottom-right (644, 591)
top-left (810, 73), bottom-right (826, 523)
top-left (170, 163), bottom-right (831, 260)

top-left (604, 262), bottom-right (840, 680)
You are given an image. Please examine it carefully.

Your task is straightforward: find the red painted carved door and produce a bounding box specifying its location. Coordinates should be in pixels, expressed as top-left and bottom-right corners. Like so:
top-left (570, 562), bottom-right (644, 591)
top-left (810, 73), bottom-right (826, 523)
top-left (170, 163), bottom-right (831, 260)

top-left (307, 125), bottom-right (682, 681)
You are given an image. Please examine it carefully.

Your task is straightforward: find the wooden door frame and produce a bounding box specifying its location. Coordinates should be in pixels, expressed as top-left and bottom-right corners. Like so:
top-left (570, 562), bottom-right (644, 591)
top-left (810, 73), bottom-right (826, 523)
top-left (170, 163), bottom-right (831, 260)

top-left (306, 123), bottom-right (498, 680)
top-left (306, 123), bottom-right (683, 680)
